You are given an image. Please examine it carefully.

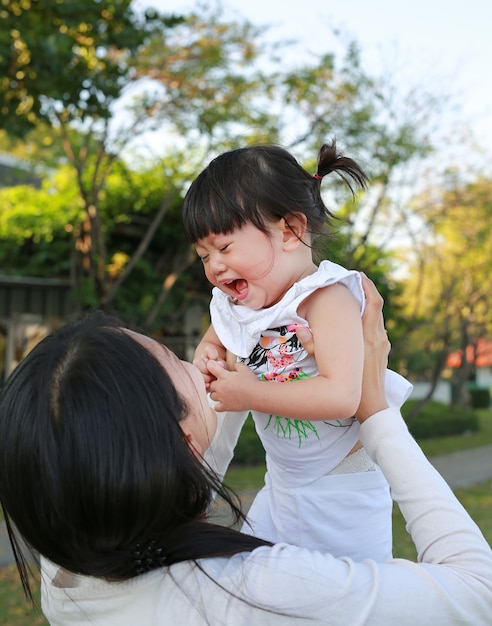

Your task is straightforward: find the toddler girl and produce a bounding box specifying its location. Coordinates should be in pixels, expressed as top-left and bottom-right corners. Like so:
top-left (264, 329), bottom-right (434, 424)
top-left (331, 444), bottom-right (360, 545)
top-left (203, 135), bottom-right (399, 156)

top-left (182, 141), bottom-right (411, 559)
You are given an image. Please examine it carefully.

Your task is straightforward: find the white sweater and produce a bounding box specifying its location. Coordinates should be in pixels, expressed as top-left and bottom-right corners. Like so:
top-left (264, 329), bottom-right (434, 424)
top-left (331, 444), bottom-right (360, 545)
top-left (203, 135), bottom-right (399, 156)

top-left (41, 409), bottom-right (492, 625)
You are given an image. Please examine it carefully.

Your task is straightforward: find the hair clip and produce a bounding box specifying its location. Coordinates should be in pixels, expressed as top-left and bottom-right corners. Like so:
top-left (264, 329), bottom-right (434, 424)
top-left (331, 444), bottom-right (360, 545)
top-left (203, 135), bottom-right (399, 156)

top-left (313, 173), bottom-right (323, 180)
top-left (133, 539), bottom-right (167, 575)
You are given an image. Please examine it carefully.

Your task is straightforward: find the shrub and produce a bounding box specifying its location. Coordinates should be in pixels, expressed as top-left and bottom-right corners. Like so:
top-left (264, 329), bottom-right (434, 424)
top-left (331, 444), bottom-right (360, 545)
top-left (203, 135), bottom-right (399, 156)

top-left (233, 400), bottom-right (482, 461)
top-left (402, 400), bottom-right (479, 439)
top-left (468, 386), bottom-right (491, 409)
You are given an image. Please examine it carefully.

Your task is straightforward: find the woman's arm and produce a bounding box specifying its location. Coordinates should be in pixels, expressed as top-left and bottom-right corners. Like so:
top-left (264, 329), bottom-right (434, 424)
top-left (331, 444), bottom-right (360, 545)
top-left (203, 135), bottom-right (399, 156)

top-left (356, 274), bottom-right (492, 620)
top-left (233, 404), bottom-right (492, 625)
top-left (232, 275), bottom-right (492, 624)
top-left (203, 407), bottom-right (249, 483)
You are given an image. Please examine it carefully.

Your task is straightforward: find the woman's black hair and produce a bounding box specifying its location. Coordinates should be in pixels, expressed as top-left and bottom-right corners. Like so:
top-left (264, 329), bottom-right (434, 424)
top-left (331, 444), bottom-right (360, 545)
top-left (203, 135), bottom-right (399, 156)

top-left (182, 139), bottom-right (368, 243)
top-left (0, 312), bottom-right (270, 599)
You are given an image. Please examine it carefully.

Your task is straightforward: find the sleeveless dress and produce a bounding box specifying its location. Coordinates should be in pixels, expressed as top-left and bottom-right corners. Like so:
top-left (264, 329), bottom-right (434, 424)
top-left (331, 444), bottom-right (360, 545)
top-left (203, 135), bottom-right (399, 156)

top-left (211, 260), bottom-right (412, 559)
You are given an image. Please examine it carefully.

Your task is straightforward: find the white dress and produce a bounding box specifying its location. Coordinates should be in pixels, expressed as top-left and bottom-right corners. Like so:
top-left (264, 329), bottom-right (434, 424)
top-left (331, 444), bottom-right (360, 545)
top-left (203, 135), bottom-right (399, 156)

top-left (210, 260), bottom-right (413, 559)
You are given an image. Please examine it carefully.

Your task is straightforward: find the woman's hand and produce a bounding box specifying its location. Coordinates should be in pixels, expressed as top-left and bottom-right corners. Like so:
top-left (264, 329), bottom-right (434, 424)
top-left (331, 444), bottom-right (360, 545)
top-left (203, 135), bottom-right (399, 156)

top-left (355, 273), bottom-right (390, 423)
top-left (295, 324), bottom-right (315, 355)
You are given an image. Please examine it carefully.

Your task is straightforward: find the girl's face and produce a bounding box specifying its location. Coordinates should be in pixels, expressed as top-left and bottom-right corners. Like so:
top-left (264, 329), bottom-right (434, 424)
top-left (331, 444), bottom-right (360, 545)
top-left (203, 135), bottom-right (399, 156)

top-left (195, 221), bottom-right (296, 310)
top-left (127, 330), bottom-right (217, 456)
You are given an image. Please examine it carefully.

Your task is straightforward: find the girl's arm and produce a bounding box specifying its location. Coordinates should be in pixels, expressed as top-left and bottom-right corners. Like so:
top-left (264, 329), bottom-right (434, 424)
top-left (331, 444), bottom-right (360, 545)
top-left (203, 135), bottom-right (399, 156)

top-left (208, 283), bottom-right (364, 419)
top-left (194, 324), bottom-right (225, 362)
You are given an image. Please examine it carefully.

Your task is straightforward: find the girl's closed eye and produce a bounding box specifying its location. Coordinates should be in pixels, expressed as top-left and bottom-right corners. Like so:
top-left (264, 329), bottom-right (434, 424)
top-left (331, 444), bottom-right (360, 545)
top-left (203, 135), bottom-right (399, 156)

top-left (194, 244), bottom-right (209, 262)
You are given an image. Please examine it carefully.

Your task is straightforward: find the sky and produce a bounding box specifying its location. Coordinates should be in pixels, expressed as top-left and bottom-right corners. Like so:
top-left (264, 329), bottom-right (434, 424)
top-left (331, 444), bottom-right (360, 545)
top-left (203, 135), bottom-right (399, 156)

top-left (137, 0), bottom-right (492, 159)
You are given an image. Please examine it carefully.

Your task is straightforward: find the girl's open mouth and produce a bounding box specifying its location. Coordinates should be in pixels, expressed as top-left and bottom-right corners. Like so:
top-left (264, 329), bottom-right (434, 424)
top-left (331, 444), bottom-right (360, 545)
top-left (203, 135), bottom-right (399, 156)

top-left (223, 278), bottom-right (248, 300)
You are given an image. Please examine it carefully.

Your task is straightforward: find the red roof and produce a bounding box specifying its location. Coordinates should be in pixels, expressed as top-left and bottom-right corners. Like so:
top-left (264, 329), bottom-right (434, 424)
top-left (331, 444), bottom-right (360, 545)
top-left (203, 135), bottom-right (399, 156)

top-left (447, 339), bottom-right (492, 368)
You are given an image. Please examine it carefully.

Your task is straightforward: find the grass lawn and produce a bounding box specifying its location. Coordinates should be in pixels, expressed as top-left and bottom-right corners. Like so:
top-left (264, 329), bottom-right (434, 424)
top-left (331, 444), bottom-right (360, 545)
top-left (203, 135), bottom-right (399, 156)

top-left (0, 565), bottom-right (46, 626)
top-left (391, 480), bottom-right (492, 560)
top-left (2, 409), bottom-right (491, 625)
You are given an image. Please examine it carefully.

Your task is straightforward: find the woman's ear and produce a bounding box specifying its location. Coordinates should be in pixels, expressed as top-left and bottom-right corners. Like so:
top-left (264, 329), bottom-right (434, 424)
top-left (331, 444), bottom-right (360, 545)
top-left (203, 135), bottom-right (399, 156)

top-left (181, 429), bottom-right (203, 457)
top-left (280, 213), bottom-right (308, 250)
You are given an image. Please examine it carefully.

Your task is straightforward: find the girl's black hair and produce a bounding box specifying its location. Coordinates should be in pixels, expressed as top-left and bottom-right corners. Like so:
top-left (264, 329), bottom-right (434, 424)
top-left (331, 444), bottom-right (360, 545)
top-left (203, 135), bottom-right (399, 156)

top-left (0, 312), bottom-right (270, 599)
top-left (182, 139), bottom-right (368, 243)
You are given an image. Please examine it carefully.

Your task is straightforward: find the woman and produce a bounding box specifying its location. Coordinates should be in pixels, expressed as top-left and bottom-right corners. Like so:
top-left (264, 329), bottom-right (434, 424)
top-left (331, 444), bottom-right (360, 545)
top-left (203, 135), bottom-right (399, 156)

top-left (0, 276), bottom-right (491, 625)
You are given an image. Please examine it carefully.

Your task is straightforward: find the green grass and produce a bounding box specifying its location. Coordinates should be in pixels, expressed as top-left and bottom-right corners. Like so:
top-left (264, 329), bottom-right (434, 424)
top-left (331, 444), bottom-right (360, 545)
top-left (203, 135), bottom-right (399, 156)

top-left (0, 565), bottom-right (46, 626)
top-left (2, 409), bottom-right (492, 625)
top-left (391, 480), bottom-right (492, 560)
top-left (224, 463), bottom-right (267, 491)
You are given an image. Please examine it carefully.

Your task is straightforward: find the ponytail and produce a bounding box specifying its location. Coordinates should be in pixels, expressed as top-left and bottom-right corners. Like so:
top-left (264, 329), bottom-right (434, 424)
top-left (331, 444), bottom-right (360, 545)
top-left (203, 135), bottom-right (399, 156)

top-left (313, 139), bottom-right (368, 194)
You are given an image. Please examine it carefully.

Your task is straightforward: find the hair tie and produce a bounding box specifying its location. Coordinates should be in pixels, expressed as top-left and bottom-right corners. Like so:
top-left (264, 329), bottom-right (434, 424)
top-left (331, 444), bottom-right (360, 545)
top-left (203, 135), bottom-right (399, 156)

top-left (133, 539), bottom-right (167, 575)
top-left (313, 173), bottom-right (323, 180)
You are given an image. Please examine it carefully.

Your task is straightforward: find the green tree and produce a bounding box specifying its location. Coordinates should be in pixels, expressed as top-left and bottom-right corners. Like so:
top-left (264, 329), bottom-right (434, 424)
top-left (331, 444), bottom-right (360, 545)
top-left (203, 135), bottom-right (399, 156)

top-left (0, 157), bottom-right (201, 331)
top-left (398, 175), bottom-right (492, 409)
top-left (0, 0), bottom-right (275, 310)
top-left (1, 0), bottom-right (177, 303)
top-left (0, 1), bottom-right (455, 332)
top-left (100, 157), bottom-right (199, 329)
top-left (131, 3), bottom-right (277, 147)
top-left (0, 166), bottom-right (80, 276)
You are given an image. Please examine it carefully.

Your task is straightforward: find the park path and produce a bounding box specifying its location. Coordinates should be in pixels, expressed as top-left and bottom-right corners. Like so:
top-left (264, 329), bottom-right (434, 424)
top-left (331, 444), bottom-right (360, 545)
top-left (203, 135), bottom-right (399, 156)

top-left (1, 445), bottom-right (492, 567)
top-left (427, 443), bottom-right (492, 488)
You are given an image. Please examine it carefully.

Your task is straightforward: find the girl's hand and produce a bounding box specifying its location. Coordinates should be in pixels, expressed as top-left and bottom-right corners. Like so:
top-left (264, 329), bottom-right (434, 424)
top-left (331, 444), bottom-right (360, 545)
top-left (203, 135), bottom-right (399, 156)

top-left (207, 360), bottom-right (259, 412)
top-left (206, 324), bottom-right (313, 412)
top-left (193, 343), bottom-right (226, 390)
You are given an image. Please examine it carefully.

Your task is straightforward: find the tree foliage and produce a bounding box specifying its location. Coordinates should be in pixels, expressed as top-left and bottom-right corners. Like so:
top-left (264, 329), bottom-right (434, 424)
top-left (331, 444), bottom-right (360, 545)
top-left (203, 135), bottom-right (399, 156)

top-left (397, 174), bottom-right (492, 407)
top-left (131, 4), bottom-right (277, 145)
top-left (0, 0), bottom-right (282, 312)
top-left (275, 40), bottom-right (439, 333)
top-left (1, 0), bottom-right (181, 304)
top-left (0, 166), bottom-right (80, 276)
top-left (0, 0), bottom-right (454, 337)
top-left (0, 0), bottom-right (175, 133)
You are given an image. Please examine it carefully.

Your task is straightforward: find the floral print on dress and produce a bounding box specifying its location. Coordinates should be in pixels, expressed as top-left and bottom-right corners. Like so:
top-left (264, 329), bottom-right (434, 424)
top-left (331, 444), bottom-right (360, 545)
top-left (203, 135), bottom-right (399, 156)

top-left (241, 324), bottom-right (338, 447)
